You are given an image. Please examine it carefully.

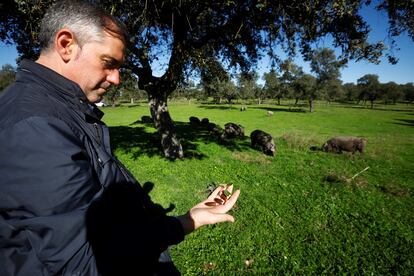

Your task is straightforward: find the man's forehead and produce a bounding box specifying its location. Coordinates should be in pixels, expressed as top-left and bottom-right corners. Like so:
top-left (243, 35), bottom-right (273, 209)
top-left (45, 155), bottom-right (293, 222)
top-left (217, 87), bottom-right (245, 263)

top-left (98, 34), bottom-right (125, 62)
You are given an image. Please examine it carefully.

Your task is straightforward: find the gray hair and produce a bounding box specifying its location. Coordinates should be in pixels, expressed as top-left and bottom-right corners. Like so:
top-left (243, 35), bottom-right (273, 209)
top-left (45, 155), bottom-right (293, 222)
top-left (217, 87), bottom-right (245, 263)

top-left (39, 0), bottom-right (128, 52)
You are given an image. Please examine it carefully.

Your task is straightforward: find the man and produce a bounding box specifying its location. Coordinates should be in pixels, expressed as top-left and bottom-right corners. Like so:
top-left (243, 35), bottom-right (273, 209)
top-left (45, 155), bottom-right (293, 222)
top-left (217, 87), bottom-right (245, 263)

top-left (0, 1), bottom-right (240, 275)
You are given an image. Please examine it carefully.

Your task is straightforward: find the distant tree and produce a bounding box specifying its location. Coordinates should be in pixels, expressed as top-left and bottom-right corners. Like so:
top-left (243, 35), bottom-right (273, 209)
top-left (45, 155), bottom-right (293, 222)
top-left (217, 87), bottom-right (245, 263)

top-left (402, 83), bottom-right (414, 104)
top-left (254, 87), bottom-right (267, 105)
top-left (279, 59), bottom-right (303, 104)
top-left (310, 48), bottom-right (346, 104)
top-left (237, 73), bottom-right (259, 101)
top-left (121, 89), bottom-right (146, 105)
top-left (194, 83), bottom-right (208, 101)
top-left (342, 82), bottom-right (360, 102)
top-left (324, 79), bottom-right (344, 103)
top-left (0, 64), bottom-right (16, 92)
top-left (293, 74), bottom-right (317, 112)
top-left (203, 75), bottom-right (239, 105)
top-left (174, 80), bottom-right (202, 104)
top-left (218, 79), bottom-right (238, 105)
top-left (104, 86), bottom-right (119, 108)
top-left (357, 74), bottom-right (381, 108)
top-left (120, 70), bottom-right (146, 104)
top-left (310, 48), bottom-right (343, 82)
top-left (263, 70), bottom-right (283, 105)
top-left (381, 81), bottom-right (404, 104)
top-left (200, 59), bottom-right (230, 104)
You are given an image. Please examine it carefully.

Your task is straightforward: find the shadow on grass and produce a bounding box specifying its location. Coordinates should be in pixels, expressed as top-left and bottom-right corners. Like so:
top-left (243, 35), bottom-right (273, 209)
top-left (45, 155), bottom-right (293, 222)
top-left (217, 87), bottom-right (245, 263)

top-left (393, 118), bottom-right (414, 127)
top-left (86, 180), bottom-right (180, 275)
top-left (252, 106), bottom-right (307, 113)
top-left (109, 121), bottom-right (252, 160)
top-left (198, 104), bottom-right (308, 113)
top-left (198, 104), bottom-right (239, 110)
top-left (340, 104), bottom-right (413, 112)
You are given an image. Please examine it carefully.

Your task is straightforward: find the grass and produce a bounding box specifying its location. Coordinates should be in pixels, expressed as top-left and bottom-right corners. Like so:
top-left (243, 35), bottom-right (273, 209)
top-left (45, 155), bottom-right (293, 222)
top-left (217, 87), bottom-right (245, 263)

top-left (101, 101), bottom-right (414, 275)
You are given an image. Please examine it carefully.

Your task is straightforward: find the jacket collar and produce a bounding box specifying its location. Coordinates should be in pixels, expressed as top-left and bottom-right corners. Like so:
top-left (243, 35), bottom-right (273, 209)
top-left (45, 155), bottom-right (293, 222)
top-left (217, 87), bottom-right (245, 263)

top-left (18, 59), bottom-right (104, 120)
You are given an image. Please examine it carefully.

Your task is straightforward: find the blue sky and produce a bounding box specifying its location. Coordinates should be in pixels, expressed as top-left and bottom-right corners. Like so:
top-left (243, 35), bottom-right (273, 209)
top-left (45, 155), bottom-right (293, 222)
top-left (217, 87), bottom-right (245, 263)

top-left (1, 5), bottom-right (413, 85)
top-left (256, 5), bottom-right (414, 85)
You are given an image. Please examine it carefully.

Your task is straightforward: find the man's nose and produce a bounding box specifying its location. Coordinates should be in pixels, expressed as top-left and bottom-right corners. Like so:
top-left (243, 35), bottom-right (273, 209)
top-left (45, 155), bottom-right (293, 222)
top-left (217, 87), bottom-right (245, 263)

top-left (107, 69), bottom-right (120, 85)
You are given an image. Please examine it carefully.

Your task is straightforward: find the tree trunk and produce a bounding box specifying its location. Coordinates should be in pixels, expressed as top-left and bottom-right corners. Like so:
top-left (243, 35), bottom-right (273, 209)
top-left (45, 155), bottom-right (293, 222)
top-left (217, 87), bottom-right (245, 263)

top-left (309, 99), bottom-right (314, 112)
top-left (130, 25), bottom-right (187, 160)
top-left (277, 97), bottom-right (281, 105)
top-left (148, 93), bottom-right (184, 159)
top-left (370, 100), bottom-right (374, 109)
top-left (295, 98), bottom-right (299, 106)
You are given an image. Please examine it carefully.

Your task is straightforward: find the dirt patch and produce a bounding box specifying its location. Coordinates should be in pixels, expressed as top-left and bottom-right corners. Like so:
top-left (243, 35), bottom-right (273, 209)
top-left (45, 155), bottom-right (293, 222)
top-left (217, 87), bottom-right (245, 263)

top-left (379, 184), bottom-right (410, 197)
top-left (323, 168), bottom-right (369, 188)
top-left (280, 133), bottom-right (319, 150)
top-left (231, 152), bottom-right (272, 164)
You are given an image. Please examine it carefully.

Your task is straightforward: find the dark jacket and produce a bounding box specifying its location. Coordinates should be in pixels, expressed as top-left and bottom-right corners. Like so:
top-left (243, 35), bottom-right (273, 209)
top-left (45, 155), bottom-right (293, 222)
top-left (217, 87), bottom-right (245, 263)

top-left (0, 60), bottom-right (184, 275)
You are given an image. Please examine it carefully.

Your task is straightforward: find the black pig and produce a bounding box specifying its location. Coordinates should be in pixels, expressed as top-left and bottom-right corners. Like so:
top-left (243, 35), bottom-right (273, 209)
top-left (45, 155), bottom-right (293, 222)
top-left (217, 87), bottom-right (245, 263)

top-left (141, 115), bottom-right (153, 123)
top-left (250, 130), bottom-right (276, 156)
top-left (189, 116), bottom-right (201, 125)
top-left (201, 118), bottom-right (210, 125)
top-left (207, 122), bottom-right (223, 136)
top-left (221, 123), bottom-right (245, 140)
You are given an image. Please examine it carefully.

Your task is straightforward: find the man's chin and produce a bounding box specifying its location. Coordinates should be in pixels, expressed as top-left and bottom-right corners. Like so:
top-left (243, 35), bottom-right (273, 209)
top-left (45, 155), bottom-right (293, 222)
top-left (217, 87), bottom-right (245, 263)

top-left (86, 95), bottom-right (102, 104)
top-left (95, 91), bottom-right (107, 102)
top-left (85, 88), bottom-right (106, 103)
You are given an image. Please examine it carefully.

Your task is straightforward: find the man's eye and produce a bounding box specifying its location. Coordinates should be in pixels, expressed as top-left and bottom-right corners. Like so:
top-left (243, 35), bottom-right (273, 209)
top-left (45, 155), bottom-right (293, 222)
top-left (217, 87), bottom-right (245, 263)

top-left (103, 60), bottom-right (117, 69)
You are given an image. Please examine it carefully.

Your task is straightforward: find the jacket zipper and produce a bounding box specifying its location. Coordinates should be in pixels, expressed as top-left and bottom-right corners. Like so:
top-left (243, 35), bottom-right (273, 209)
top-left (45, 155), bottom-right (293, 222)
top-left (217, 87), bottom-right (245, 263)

top-left (93, 123), bottom-right (105, 168)
top-left (93, 123), bottom-right (102, 144)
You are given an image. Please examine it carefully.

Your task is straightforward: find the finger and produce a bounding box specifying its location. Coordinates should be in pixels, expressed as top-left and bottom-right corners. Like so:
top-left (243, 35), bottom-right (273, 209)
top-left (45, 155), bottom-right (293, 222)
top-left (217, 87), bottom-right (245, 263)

top-left (220, 183), bottom-right (229, 189)
top-left (209, 189), bottom-right (240, 213)
top-left (210, 213), bottom-right (235, 224)
top-left (207, 185), bottom-right (224, 200)
top-left (226, 184), bottom-right (234, 193)
top-left (223, 189), bottom-right (240, 209)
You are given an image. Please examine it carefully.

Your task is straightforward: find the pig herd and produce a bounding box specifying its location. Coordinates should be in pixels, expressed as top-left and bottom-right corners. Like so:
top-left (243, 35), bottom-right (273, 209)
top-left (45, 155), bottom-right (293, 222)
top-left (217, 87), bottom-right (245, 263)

top-left (142, 114), bottom-right (366, 157)
top-left (187, 115), bottom-right (366, 157)
top-left (188, 116), bottom-right (276, 156)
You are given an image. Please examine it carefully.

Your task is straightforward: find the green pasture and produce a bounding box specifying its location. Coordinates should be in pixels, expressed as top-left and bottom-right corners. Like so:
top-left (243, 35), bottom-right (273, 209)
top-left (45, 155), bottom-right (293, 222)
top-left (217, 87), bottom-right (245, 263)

top-left (102, 101), bottom-right (414, 275)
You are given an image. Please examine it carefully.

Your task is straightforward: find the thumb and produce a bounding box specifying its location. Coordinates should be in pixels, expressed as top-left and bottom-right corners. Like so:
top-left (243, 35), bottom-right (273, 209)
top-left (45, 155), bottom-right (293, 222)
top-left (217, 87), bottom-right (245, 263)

top-left (212, 213), bottom-right (235, 224)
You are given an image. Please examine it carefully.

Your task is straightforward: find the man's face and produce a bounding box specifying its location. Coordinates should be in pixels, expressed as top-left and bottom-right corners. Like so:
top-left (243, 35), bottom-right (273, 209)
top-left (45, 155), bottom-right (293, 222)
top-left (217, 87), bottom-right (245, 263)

top-left (68, 31), bottom-right (125, 103)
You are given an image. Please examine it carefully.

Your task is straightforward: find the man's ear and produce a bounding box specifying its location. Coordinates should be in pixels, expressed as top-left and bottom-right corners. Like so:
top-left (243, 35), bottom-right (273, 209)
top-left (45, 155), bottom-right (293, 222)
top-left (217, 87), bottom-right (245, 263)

top-left (55, 29), bottom-right (78, 62)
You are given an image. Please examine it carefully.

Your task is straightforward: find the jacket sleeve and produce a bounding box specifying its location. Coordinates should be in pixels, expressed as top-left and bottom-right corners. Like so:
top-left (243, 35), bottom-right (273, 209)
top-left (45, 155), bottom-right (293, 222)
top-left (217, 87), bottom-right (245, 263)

top-left (0, 116), bottom-right (101, 275)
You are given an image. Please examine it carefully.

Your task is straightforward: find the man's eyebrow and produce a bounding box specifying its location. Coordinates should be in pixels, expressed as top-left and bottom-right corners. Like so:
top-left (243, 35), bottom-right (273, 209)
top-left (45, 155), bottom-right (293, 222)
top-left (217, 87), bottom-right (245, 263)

top-left (101, 55), bottom-right (124, 67)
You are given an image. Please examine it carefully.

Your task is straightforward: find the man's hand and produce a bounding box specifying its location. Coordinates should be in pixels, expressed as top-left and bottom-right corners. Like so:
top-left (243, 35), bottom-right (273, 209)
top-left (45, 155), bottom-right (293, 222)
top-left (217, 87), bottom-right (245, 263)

top-left (177, 185), bottom-right (240, 235)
